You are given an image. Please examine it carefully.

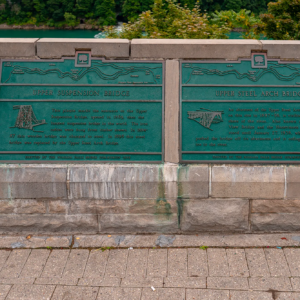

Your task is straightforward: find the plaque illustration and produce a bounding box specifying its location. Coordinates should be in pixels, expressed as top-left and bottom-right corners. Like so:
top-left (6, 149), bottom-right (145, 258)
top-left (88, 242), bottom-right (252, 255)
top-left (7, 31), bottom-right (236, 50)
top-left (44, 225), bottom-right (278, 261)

top-left (184, 61), bottom-right (300, 83)
top-left (11, 105), bottom-right (46, 132)
top-left (188, 108), bottom-right (223, 131)
top-left (4, 61), bottom-right (162, 84)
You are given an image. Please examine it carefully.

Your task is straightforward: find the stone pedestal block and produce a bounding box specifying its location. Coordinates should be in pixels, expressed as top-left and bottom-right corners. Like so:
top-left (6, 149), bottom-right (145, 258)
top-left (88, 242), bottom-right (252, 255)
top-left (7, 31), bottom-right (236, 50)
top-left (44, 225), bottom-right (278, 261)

top-left (251, 213), bottom-right (300, 232)
top-left (286, 167), bottom-right (300, 199)
top-left (212, 166), bottom-right (284, 199)
top-left (99, 213), bottom-right (179, 234)
top-left (0, 214), bottom-right (98, 234)
top-left (181, 199), bottom-right (249, 232)
top-left (0, 166), bottom-right (67, 199)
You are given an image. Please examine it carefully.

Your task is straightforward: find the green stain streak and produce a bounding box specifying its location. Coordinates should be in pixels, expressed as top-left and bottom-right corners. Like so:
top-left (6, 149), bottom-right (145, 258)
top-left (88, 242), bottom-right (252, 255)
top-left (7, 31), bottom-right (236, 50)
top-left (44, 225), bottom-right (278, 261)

top-left (176, 165), bottom-right (189, 229)
top-left (155, 165), bottom-right (172, 218)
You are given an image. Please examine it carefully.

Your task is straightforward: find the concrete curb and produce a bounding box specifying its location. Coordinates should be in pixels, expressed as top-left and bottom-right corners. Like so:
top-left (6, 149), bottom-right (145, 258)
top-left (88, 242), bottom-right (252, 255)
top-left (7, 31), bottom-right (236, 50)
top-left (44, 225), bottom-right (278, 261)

top-left (0, 234), bottom-right (300, 249)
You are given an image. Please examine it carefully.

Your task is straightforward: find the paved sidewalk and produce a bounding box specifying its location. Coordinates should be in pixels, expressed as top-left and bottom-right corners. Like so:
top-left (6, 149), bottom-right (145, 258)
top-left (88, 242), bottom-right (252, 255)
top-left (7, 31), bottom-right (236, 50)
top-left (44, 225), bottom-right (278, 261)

top-left (0, 247), bottom-right (299, 299)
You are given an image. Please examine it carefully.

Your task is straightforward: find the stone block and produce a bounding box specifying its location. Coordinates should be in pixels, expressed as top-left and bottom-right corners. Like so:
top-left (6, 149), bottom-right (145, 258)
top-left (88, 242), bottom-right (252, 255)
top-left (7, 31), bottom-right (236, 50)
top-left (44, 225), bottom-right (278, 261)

top-left (49, 200), bottom-right (69, 214)
top-left (287, 167), bottom-right (300, 199)
top-left (212, 165), bottom-right (284, 199)
top-left (11, 183), bottom-right (67, 199)
top-left (0, 167), bottom-right (67, 199)
top-left (6, 284), bottom-right (55, 300)
top-left (0, 200), bottom-right (46, 214)
top-left (262, 40), bottom-right (300, 60)
top-left (69, 164), bottom-right (159, 183)
top-left (0, 183), bottom-right (10, 199)
top-left (0, 166), bottom-right (67, 182)
top-left (69, 164), bottom-right (178, 200)
top-left (99, 213), bottom-right (178, 234)
top-left (37, 38), bottom-right (129, 58)
top-left (181, 199), bottom-right (249, 232)
top-left (69, 199), bottom-right (177, 215)
top-left (178, 165), bottom-right (209, 199)
top-left (0, 38), bottom-right (38, 57)
top-left (69, 182), bottom-right (160, 200)
top-left (165, 60), bottom-right (179, 163)
top-left (252, 200), bottom-right (300, 213)
top-left (251, 213), bottom-right (300, 232)
top-left (0, 214), bottom-right (98, 234)
top-left (131, 39), bottom-right (262, 59)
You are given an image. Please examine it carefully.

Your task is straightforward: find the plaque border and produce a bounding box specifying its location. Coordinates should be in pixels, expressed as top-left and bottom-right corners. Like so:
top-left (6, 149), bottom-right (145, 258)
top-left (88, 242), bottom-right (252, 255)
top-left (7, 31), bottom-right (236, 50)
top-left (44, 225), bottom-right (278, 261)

top-left (180, 58), bottom-right (300, 164)
top-left (0, 57), bottom-right (165, 164)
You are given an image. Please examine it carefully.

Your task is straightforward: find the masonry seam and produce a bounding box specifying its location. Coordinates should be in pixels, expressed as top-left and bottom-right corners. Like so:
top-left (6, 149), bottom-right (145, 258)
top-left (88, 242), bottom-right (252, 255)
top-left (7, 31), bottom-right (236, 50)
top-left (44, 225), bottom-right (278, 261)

top-left (284, 165), bottom-right (287, 200)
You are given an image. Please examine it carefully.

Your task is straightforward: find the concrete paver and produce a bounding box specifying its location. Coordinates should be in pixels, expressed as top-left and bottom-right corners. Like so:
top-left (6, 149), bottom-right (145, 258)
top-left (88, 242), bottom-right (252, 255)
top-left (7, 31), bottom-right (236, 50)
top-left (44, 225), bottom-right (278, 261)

top-left (207, 248), bottom-right (229, 277)
top-left (164, 276), bottom-right (206, 288)
top-left (62, 250), bottom-right (89, 279)
top-left (284, 248), bottom-right (300, 276)
top-left (188, 248), bottom-right (208, 277)
top-left (20, 250), bottom-right (49, 278)
top-left (125, 249), bottom-right (148, 278)
top-left (51, 286), bottom-right (99, 300)
top-left (0, 251), bottom-right (11, 273)
top-left (147, 249), bottom-right (167, 277)
top-left (264, 248), bottom-right (291, 277)
top-left (290, 277), bottom-right (300, 291)
top-left (6, 284), bottom-right (55, 300)
top-left (0, 245), bottom-right (298, 299)
top-left (168, 249), bottom-right (187, 277)
top-left (97, 287), bottom-right (142, 300)
top-left (41, 250), bottom-right (70, 278)
top-left (226, 249), bottom-right (249, 277)
top-left (0, 250), bottom-right (31, 279)
top-left (105, 250), bottom-right (128, 278)
top-left (0, 285), bottom-right (11, 300)
top-left (186, 288), bottom-right (229, 300)
top-left (245, 249), bottom-right (270, 277)
top-left (229, 290), bottom-right (273, 300)
top-left (141, 287), bottom-right (185, 300)
top-left (275, 292), bottom-right (300, 299)
top-left (121, 277), bottom-right (163, 288)
top-left (207, 277), bottom-right (248, 290)
top-left (0, 278), bottom-right (34, 284)
top-left (78, 277), bottom-right (120, 287)
top-left (83, 250), bottom-right (109, 278)
top-left (34, 277), bottom-right (78, 285)
top-left (249, 277), bottom-right (292, 291)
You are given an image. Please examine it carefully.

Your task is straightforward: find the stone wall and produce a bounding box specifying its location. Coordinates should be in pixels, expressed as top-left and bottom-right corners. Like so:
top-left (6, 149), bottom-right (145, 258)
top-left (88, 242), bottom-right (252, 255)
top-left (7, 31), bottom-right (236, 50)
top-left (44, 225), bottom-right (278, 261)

top-left (1, 38), bottom-right (300, 234)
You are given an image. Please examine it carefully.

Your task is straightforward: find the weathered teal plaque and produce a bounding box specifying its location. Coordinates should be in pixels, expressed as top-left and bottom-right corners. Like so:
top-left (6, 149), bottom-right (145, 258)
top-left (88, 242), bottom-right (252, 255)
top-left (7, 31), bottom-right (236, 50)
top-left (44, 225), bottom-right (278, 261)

top-left (181, 56), bottom-right (300, 162)
top-left (0, 56), bottom-right (164, 162)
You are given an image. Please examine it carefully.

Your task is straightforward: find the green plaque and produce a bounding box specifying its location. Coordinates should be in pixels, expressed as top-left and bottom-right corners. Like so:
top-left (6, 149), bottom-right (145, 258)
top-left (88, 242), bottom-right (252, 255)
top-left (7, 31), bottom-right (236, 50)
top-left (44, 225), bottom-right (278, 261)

top-left (181, 56), bottom-right (300, 162)
top-left (0, 55), bottom-right (164, 162)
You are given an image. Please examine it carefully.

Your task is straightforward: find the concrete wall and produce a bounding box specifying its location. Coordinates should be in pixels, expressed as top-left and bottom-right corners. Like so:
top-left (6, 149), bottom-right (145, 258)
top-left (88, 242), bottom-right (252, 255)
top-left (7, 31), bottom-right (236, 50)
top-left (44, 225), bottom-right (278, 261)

top-left (1, 38), bottom-right (300, 234)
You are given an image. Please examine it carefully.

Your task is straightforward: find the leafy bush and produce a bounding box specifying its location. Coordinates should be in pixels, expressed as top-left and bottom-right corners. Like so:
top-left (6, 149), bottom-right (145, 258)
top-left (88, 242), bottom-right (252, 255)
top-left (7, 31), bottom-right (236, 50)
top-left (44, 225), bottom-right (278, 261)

top-left (211, 9), bottom-right (261, 38)
top-left (64, 12), bottom-right (78, 27)
top-left (256, 0), bottom-right (300, 40)
top-left (105, 0), bottom-right (230, 39)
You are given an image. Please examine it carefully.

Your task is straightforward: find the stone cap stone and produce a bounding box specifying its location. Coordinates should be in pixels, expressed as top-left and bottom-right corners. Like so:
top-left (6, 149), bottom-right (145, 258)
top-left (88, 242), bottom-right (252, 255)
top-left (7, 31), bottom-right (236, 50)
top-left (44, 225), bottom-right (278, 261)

top-left (261, 40), bottom-right (300, 60)
top-left (0, 38), bottom-right (38, 57)
top-left (37, 38), bottom-right (130, 58)
top-left (131, 39), bottom-right (262, 60)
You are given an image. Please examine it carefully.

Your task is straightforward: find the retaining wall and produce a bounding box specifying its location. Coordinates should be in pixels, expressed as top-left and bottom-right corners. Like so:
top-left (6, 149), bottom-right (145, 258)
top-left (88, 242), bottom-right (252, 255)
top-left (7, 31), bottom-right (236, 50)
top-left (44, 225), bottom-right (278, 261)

top-left (1, 38), bottom-right (300, 234)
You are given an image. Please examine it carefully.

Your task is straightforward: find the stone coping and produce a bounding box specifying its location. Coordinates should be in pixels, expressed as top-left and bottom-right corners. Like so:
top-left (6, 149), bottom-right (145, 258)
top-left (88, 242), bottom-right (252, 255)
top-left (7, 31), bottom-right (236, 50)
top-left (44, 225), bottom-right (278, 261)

top-left (36, 38), bottom-right (130, 58)
top-left (1, 38), bottom-right (300, 60)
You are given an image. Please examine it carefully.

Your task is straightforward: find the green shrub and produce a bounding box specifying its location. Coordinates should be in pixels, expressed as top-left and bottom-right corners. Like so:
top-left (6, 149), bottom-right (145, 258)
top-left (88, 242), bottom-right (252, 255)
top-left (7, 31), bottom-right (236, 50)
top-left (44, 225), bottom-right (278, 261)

top-left (105, 0), bottom-right (230, 39)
